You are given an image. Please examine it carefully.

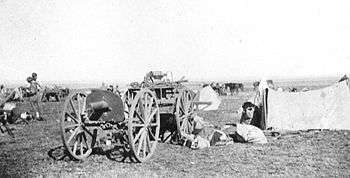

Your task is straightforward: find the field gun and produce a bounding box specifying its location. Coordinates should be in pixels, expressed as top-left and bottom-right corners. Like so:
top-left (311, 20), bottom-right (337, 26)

top-left (60, 88), bottom-right (160, 162)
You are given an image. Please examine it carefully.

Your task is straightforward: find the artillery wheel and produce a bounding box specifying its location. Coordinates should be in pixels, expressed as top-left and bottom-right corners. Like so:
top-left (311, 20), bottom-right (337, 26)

top-left (128, 89), bottom-right (160, 162)
top-left (60, 92), bottom-right (97, 160)
top-left (175, 88), bottom-right (194, 140)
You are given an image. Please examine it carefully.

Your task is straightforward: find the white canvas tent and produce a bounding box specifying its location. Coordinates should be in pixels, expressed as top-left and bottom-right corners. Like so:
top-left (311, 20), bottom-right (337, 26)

top-left (193, 86), bottom-right (221, 111)
top-left (255, 79), bottom-right (350, 131)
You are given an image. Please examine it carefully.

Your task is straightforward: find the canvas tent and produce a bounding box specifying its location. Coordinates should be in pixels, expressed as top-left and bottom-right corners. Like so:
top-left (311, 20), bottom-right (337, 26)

top-left (255, 79), bottom-right (350, 131)
top-left (193, 86), bottom-right (221, 111)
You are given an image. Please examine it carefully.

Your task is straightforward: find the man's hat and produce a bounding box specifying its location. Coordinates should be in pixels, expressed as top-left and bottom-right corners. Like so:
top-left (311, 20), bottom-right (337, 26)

top-left (32, 72), bottom-right (37, 77)
top-left (26, 77), bottom-right (33, 82)
top-left (242, 102), bottom-right (256, 109)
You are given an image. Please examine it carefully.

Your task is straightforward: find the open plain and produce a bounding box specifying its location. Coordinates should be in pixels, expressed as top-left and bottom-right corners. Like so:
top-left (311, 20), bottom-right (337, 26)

top-left (0, 77), bottom-right (349, 178)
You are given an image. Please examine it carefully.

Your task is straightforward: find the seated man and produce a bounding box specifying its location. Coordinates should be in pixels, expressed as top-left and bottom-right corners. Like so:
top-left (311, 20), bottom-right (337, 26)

top-left (225, 101), bottom-right (267, 144)
top-left (240, 101), bottom-right (263, 129)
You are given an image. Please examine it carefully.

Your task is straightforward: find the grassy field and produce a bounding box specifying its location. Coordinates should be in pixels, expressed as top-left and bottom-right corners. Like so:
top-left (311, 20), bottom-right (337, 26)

top-left (1, 79), bottom-right (350, 178)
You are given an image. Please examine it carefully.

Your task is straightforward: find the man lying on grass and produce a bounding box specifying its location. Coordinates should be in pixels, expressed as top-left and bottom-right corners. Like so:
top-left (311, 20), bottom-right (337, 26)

top-left (179, 111), bottom-right (267, 150)
top-left (180, 114), bottom-right (232, 149)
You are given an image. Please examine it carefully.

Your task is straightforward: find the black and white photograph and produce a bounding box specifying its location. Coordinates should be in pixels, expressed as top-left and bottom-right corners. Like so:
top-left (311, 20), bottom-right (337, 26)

top-left (1, 0), bottom-right (349, 177)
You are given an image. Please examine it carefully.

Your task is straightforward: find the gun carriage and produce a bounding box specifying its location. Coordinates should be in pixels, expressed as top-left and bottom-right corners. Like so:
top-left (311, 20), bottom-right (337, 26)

top-left (60, 71), bottom-right (196, 162)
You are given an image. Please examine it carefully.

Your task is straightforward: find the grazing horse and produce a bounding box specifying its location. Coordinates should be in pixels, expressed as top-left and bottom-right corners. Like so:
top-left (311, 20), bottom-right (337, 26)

top-left (289, 87), bottom-right (298, 92)
top-left (202, 83), bottom-right (226, 96)
top-left (224, 83), bottom-right (244, 95)
top-left (208, 82), bottom-right (221, 95)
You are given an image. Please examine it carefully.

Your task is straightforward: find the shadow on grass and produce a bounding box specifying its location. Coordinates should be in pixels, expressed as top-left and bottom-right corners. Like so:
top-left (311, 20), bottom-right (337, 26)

top-left (47, 146), bottom-right (74, 161)
top-left (93, 145), bottom-right (138, 163)
top-left (47, 145), bottom-right (137, 163)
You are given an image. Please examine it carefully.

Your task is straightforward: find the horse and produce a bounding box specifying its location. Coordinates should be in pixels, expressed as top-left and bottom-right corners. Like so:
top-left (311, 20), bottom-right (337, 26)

top-left (224, 83), bottom-right (244, 95)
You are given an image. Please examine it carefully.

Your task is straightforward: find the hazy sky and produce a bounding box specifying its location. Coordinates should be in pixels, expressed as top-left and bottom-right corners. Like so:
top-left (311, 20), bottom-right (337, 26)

top-left (1, 0), bottom-right (349, 85)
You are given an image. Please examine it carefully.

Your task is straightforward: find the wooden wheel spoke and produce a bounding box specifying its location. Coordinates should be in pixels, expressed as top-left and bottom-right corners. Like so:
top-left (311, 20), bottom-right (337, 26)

top-left (134, 108), bottom-right (145, 124)
top-left (185, 100), bottom-right (191, 111)
top-left (82, 132), bottom-right (89, 149)
top-left (80, 134), bottom-right (84, 156)
top-left (132, 123), bottom-right (145, 127)
top-left (136, 130), bottom-right (146, 156)
top-left (149, 123), bottom-right (159, 127)
top-left (137, 100), bottom-right (145, 116)
top-left (81, 95), bottom-right (86, 114)
top-left (69, 99), bottom-right (79, 121)
top-left (73, 140), bottom-right (78, 154)
top-left (148, 128), bottom-right (156, 141)
top-left (143, 131), bottom-right (147, 157)
top-left (179, 105), bottom-right (186, 115)
top-left (179, 115), bottom-right (188, 121)
top-left (64, 124), bottom-right (79, 132)
top-left (180, 117), bottom-right (189, 132)
top-left (184, 93), bottom-right (189, 104)
top-left (82, 126), bottom-right (93, 137)
top-left (144, 94), bottom-right (149, 116)
top-left (65, 112), bottom-right (79, 123)
top-left (146, 133), bottom-right (152, 151)
top-left (77, 94), bottom-right (81, 115)
top-left (146, 96), bottom-right (153, 120)
top-left (133, 128), bottom-right (145, 145)
top-left (146, 108), bottom-right (158, 123)
top-left (67, 127), bottom-right (80, 144)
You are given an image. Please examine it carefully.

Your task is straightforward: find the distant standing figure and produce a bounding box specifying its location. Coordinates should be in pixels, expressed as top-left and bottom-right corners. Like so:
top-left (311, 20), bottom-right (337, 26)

top-left (115, 85), bottom-right (121, 96)
top-left (100, 82), bottom-right (107, 90)
top-left (26, 77), bottom-right (43, 121)
top-left (253, 81), bottom-right (260, 93)
top-left (31, 72), bottom-right (44, 105)
top-left (31, 72), bottom-right (43, 91)
top-left (266, 80), bottom-right (275, 90)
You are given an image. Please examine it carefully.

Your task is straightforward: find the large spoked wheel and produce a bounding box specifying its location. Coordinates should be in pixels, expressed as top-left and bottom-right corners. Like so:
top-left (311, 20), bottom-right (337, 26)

top-left (128, 89), bottom-right (160, 163)
top-left (175, 88), bottom-right (195, 140)
top-left (60, 92), bottom-right (96, 160)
